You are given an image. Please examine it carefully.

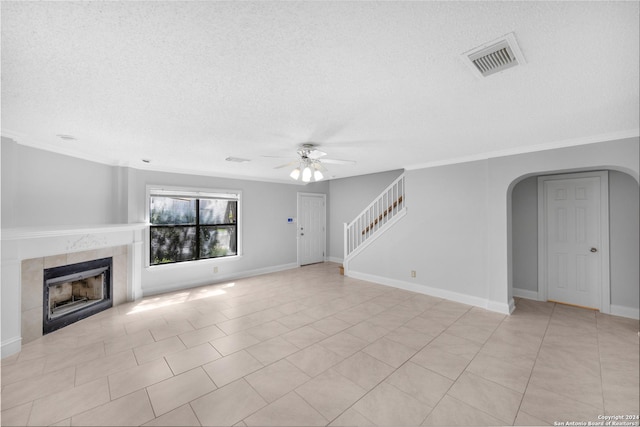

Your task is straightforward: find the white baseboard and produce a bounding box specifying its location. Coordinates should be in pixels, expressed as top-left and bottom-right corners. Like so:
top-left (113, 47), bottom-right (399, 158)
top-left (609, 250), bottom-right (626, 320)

top-left (142, 262), bottom-right (299, 297)
top-left (347, 270), bottom-right (511, 315)
top-left (2, 262), bottom-right (301, 359)
top-left (488, 299), bottom-right (514, 315)
top-left (610, 304), bottom-right (640, 320)
top-left (511, 289), bottom-right (639, 320)
top-left (327, 256), bottom-right (343, 264)
top-left (1, 336), bottom-right (22, 359)
top-left (513, 288), bottom-right (540, 301)
top-left (344, 208), bottom-right (407, 266)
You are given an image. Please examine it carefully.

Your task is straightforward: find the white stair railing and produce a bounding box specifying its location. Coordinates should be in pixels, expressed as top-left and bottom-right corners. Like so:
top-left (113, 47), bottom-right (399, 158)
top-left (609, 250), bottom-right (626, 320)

top-left (343, 173), bottom-right (406, 273)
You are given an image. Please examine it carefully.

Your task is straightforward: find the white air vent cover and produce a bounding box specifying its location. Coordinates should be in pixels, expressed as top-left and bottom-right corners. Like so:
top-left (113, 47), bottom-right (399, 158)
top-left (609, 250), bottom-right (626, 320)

top-left (462, 33), bottom-right (526, 78)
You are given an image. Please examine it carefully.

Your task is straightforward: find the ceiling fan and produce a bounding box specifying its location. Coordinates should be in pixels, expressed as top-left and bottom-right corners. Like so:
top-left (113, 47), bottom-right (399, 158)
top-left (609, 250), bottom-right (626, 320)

top-left (270, 143), bottom-right (356, 182)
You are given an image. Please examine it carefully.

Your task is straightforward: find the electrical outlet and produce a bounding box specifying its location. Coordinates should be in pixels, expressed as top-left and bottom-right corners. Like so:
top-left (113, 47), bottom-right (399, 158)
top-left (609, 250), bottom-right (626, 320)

top-left (213, 266), bottom-right (219, 274)
top-left (411, 270), bottom-right (416, 278)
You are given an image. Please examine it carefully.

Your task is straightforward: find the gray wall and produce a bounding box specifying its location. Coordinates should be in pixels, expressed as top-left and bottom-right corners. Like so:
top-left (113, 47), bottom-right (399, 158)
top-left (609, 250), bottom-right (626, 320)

top-left (328, 169), bottom-right (404, 261)
top-left (609, 171), bottom-right (640, 307)
top-left (511, 176), bottom-right (539, 293)
top-left (510, 171), bottom-right (639, 309)
top-left (1, 140), bottom-right (329, 295)
top-left (340, 137), bottom-right (639, 313)
top-left (4, 137), bottom-right (638, 312)
top-left (127, 168), bottom-right (328, 294)
top-left (1, 139), bottom-right (119, 227)
top-left (347, 161), bottom-right (490, 300)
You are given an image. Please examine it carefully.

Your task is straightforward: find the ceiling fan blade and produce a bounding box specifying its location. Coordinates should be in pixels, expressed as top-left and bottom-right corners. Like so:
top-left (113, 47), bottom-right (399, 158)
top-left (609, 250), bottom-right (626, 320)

top-left (307, 149), bottom-right (327, 159)
top-left (320, 158), bottom-right (356, 166)
top-left (318, 139), bottom-right (396, 148)
top-left (261, 155), bottom-right (292, 159)
top-left (314, 162), bottom-right (328, 172)
top-left (274, 160), bottom-right (299, 169)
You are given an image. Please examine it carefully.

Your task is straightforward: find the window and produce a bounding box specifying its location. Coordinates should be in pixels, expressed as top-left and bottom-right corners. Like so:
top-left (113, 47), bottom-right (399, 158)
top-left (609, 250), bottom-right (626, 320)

top-left (148, 188), bottom-right (240, 265)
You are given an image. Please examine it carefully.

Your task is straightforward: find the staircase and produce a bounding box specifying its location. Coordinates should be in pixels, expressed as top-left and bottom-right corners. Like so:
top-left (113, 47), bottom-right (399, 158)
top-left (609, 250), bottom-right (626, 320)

top-left (343, 173), bottom-right (407, 274)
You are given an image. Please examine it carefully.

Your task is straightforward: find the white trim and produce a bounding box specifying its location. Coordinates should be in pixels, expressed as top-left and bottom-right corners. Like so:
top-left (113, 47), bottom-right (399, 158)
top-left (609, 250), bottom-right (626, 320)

top-left (514, 292), bottom-right (639, 320)
top-left (142, 262), bottom-right (298, 297)
top-left (1, 258), bottom-right (22, 359)
top-left (2, 130), bottom-right (121, 167)
top-left (609, 305), bottom-right (640, 320)
top-left (8, 129), bottom-right (638, 185)
top-left (343, 173), bottom-right (406, 275)
top-left (2, 131), bottom-right (306, 186)
top-left (600, 172), bottom-right (611, 314)
top-left (296, 193), bottom-right (327, 266)
top-left (347, 270), bottom-right (511, 315)
top-left (405, 129), bottom-right (639, 172)
top-left (149, 188), bottom-right (240, 200)
top-left (512, 288), bottom-right (539, 301)
top-left (537, 178), bottom-right (546, 302)
top-left (487, 299), bottom-right (514, 315)
top-left (1, 231), bottom-right (144, 358)
top-left (130, 240), bottom-right (144, 301)
top-left (1, 223), bottom-right (147, 241)
top-left (327, 256), bottom-right (343, 264)
top-left (537, 171), bottom-right (610, 312)
top-left (145, 185), bottom-right (243, 268)
top-left (344, 208), bottom-right (407, 274)
top-left (1, 336), bottom-right (23, 359)
top-left (146, 253), bottom-right (243, 271)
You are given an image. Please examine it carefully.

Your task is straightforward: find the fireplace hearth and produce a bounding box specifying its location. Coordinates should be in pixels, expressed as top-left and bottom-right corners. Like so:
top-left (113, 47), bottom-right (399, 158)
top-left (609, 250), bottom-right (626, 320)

top-left (43, 257), bottom-right (113, 334)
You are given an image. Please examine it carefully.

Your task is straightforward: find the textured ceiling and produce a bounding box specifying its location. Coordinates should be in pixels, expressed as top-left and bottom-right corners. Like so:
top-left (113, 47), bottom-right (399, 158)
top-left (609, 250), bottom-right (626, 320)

top-left (2, 1), bottom-right (639, 183)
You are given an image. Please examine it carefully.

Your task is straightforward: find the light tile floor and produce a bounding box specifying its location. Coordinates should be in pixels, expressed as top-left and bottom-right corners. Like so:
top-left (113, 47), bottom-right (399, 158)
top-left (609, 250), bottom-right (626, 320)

top-left (1, 262), bottom-right (638, 426)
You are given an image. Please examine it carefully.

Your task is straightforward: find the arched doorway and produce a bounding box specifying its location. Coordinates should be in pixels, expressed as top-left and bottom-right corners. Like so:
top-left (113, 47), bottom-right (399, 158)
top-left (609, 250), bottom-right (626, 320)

top-left (509, 168), bottom-right (639, 319)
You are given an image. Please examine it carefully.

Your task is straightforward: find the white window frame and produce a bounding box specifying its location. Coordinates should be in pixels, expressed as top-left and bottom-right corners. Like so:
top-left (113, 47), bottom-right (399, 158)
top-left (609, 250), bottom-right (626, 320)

top-left (145, 185), bottom-right (243, 268)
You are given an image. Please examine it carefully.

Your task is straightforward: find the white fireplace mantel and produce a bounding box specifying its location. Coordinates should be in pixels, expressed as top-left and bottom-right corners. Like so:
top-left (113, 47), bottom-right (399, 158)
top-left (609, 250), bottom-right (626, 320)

top-left (1, 223), bottom-right (147, 358)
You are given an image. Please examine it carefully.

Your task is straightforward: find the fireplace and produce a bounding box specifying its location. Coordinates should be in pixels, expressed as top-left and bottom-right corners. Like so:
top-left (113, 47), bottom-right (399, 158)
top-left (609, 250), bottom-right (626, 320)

top-left (43, 257), bottom-right (113, 334)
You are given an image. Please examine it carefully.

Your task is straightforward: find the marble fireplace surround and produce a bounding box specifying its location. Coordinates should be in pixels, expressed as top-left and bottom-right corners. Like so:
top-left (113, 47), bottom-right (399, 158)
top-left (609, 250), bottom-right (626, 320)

top-left (1, 224), bottom-right (146, 358)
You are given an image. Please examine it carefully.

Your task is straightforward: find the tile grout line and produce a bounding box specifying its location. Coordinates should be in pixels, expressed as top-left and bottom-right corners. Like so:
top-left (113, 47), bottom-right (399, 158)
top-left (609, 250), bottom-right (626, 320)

top-left (187, 401), bottom-right (205, 427)
top-left (416, 306), bottom-right (510, 425)
top-left (511, 301), bottom-right (555, 425)
top-left (238, 377), bottom-right (279, 425)
top-left (244, 294), bottom-right (438, 425)
top-left (143, 386), bottom-right (158, 422)
top-left (154, 270), bottom-right (330, 424)
top-left (321, 301), bottom-right (467, 426)
top-left (594, 311), bottom-right (607, 417)
top-left (6, 264), bottom-right (633, 426)
top-left (236, 288), bottom-right (412, 426)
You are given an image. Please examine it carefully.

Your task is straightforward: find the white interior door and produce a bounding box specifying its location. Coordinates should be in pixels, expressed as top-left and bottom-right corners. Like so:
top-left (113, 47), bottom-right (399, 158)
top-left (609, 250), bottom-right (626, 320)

top-left (538, 172), bottom-right (609, 310)
top-left (298, 193), bottom-right (326, 266)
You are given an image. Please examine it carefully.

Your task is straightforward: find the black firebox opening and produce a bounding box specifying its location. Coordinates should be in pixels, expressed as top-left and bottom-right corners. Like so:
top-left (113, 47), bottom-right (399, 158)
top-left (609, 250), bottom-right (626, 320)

top-left (43, 257), bottom-right (113, 335)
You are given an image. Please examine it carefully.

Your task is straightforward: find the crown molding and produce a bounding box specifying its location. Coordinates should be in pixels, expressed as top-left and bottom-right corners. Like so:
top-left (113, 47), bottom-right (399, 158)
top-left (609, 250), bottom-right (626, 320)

top-left (405, 129), bottom-right (640, 171)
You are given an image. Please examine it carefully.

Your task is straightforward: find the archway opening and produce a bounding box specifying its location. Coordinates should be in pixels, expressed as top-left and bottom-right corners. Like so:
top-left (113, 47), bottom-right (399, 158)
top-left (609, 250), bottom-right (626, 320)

top-left (508, 168), bottom-right (639, 319)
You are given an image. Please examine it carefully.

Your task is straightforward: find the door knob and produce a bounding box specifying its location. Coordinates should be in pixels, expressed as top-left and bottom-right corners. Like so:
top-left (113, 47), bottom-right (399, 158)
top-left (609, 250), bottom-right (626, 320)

top-left (590, 247), bottom-right (598, 253)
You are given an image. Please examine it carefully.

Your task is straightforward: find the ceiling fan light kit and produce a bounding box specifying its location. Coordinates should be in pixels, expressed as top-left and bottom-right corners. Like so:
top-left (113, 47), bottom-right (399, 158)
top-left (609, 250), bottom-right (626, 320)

top-left (277, 143), bottom-right (353, 183)
top-left (302, 165), bottom-right (313, 182)
top-left (291, 160), bottom-right (324, 183)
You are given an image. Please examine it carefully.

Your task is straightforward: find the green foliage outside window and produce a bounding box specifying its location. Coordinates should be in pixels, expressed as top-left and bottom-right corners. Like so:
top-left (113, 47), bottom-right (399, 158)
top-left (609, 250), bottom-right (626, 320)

top-left (150, 195), bottom-right (238, 265)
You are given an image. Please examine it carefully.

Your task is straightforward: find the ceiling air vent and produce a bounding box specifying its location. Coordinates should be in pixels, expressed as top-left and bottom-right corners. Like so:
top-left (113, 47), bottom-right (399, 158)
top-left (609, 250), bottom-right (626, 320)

top-left (462, 33), bottom-right (526, 78)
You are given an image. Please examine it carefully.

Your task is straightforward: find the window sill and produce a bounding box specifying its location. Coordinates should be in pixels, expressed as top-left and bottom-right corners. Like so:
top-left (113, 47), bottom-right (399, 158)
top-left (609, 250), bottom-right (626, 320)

top-left (146, 254), bottom-right (243, 270)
